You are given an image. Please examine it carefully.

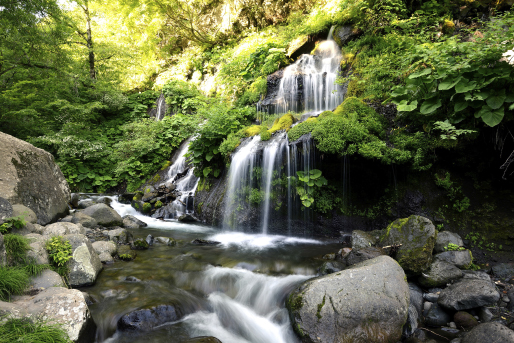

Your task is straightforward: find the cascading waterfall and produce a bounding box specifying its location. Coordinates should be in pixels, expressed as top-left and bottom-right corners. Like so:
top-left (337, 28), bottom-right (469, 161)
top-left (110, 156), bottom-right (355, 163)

top-left (155, 93), bottom-right (166, 120)
top-left (271, 27), bottom-right (344, 116)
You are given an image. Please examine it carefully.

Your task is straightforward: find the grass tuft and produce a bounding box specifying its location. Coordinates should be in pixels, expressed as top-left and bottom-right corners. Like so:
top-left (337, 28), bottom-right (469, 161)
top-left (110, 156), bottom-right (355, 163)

top-left (0, 267), bottom-right (30, 301)
top-left (0, 317), bottom-right (72, 343)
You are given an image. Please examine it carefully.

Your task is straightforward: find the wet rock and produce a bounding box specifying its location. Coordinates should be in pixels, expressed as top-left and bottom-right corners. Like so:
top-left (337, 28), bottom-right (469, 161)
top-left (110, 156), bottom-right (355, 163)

top-left (425, 303), bottom-right (451, 327)
top-left (332, 25), bottom-right (361, 47)
top-left (107, 228), bottom-right (132, 244)
top-left (122, 215), bottom-right (147, 229)
top-left (125, 276), bottom-right (141, 282)
top-left (409, 283), bottom-right (424, 322)
top-left (98, 252), bottom-right (113, 263)
top-left (132, 238), bottom-right (149, 250)
top-left (118, 304), bottom-right (184, 331)
top-left (28, 269), bottom-right (65, 291)
top-left (77, 200), bottom-right (95, 209)
top-left (118, 193), bottom-right (135, 204)
top-left (438, 278), bottom-right (500, 311)
top-left (64, 234), bottom-right (103, 287)
top-left (179, 214), bottom-right (199, 222)
top-left (418, 260), bottom-right (463, 287)
top-left (318, 261), bottom-right (345, 276)
top-left (44, 222), bottom-right (86, 237)
top-left (322, 253), bottom-right (336, 260)
top-left (92, 241), bottom-right (117, 256)
top-left (155, 236), bottom-right (176, 246)
top-left (287, 256), bottom-right (409, 343)
top-left (61, 215), bottom-right (73, 222)
top-left (343, 246), bottom-right (384, 266)
top-left (378, 215), bottom-right (437, 275)
top-left (454, 311), bottom-right (478, 330)
top-left (118, 245), bottom-right (136, 260)
top-left (12, 204), bottom-right (38, 224)
top-left (0, 197), bottom-right (13, 225)
top-left (337, 247), bottom-right (352, 259)
top-left (434, 250), bottom-right (472, 269)
top-left (351, 230), bottom-right (376, 249)
top-left (403, 303), bottom-right (420, 337)
top-left (0, 132), bottom-right (71, 225)
top-left (146, 234), bottom-right (154, 246)
top-left (71, 212), bottom-right (97, 228)
top-left (81, 204), bottom-right (122, 227)
top-left (25, 233), bottom-right (50, 265)
top-left (491, 263), bottom-right (514, 279)
top-left (461, 322), bottom-right (514, 343)
top-left (462, 270), bottom-right (491, 281)
top-left (142, 192), bottom-right (159, 202)
top-left (435, 231), bottom-right (464, 253)
top-left (424, 293), bottom-right (440, 302)
top-left (181, 337), bottom-right (222, 343)
top-left (191, 239), bottom-right (220, 246)
top-left (478, 307), bottom-right (493, 323)
top-left (70, 193), bottom-right (80, 208)
top-left (96, 197), bottom-right (112, 206)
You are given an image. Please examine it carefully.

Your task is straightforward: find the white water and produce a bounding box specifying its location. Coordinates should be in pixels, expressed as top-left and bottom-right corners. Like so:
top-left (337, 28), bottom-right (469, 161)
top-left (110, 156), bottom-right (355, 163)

top-left (273, 27), bottom-right (344, 115)
top-left (207, 232), bottom-right (321, 250)
top-left (156, 94), bottom-right (166, 120)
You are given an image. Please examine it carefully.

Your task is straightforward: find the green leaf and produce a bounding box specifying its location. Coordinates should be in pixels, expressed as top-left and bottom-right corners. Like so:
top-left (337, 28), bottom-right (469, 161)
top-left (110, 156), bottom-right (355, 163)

top-left (203, 167), bottom-right (212, 177)
top-left (510, 103), bottom-right (514, 111)
top-left (420, 98), bottom-right (442, 115)
top-left (455, 79), bottom-right (477, 93)
top-left (309, 169), bottom-right (322, 179)
top-left (213, 169), bottom-right (220, 178)
top-left (205, 153), bottom-right (214, 161)
top-left (408, 68), bottom-right (432, 79)
top-left (397, 100), bottom-right (418, 112)
top-left (477, 105), bottom-right (504, 127)
top-left (454, 101), bottom-right (468, 112)
top-left (438, 76), bottom-right (462, 91)
top-left (486, 89), bottom-right (506, 110)
top-left (505, 93), bottom-right (514, 103)
top-left (302, 199), bottom-right (312, 207)
top-left (296, 171), bottom-right (305, 178)
top-left (307, 180), bottom-right (315, 187)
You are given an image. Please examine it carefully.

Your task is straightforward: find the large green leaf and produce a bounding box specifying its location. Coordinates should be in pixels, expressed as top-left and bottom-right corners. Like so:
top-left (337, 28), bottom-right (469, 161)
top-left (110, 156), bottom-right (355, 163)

top-left (486, 89), bottom-right (506, 110)
top-left (438, 76), bottom-right (462, 91)
top-left (205, 153), bottom-right (214, 161)
top-left (408, 68), bottom-right (432, 79)
top-left (397, 100), bottom-right (418, 112)
top-left (309, 169), bottom-right (322, 179)
top-left (455, 79), bottom-right (477, 93)
top-left (203, 167), bottom-right (212, 177)
top-left (454, 101), bottom-right (468, 112)
top-left (505, 93), bottom-right (514, 103)
top-left (477, 105), bottom-right (504, 127)
top-left (420, 98), bottom-right (442, 114)
top-left (302, 199), bottom-right (312, 207)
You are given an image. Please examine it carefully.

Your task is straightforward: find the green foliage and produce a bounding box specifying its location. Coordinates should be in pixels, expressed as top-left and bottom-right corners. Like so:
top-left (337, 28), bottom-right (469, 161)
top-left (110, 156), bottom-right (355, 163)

top-left (0, 317), bottom-right (72, 343)
top-left (248, 189), bottom-right (264, 206)
top-left (142, 203), bottom-right (152, 213)
top-left (162, 79), bottom-right (206, 114)
top-left (269, 113), bottom-right (295, 133)
top-left (4, 235), bottom-right (31, 266)
top-left (119, 254), bottom-right (134, 261)
top-left (291, 169), bottom-right (328, 208)
top-left (260, 128), bottom-right (271, 141)
top-left (219, 132), bottom-right (244, 158)
top-left (0, 267), bottom-right (30, 301)
top-left (45, 237), bottom-right (72, 277)
top-left (0, 216), bottom-right (27, 234)
top-left (126, 91), bottom-right (160, 119)
top-left (154, 200), bottom-right (163, 209)
top-left (444, 243), bottom-right (465, 251)
top-left (287, 119), bottom-right (319, 142)
top-left (434, 172), bottom-right (470, 213)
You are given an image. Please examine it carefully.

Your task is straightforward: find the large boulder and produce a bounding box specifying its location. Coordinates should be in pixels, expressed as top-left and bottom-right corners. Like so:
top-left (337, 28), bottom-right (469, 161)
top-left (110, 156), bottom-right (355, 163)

top-left (438, 278), bottom-right (500, 311)
top-left (92, 241), bottom-right (117, 256)
top-left (71, 212), bottom-right (97, 228)
top-left (28, 269), bottom-right (65, 290)
top-left (25, 233), bottom-right (50, 265)
top-left (343, 246), bottom-right (385, 266)
top-left (0, 132), bottom-right (70, 225)
top-left (81, 204), bottom-right (122, 227)
top-left (64, 234), bottom-right (103, 287)
top-left (332, 25), bottom-right (361, 47)
top-left (11, 204), bottom-right (38, 224)
top-left (287, 256), bottom-right (409, 343)
top-left (122, 215), bottom-right (147, 229)
top-left (434, 231), bottom-right (464, 253)
top-left (418, 260), bottom-right (463, 287)
top-left (351, 230), bottom-right (376, 249)
top-left (118, 304), bottom-right (184, 331)
top-left (44, 222), bottom-right (86, 237)
top-left (0, 197), bottom-right (13, 225)
top-left (461, 322), bottom-right (514, 343)
top-left (378, 215), bottom-right (437, 275)
top-left (106, 228), bottom-right (132, 244)
top-left (434, 250), bottom-right (472, 269)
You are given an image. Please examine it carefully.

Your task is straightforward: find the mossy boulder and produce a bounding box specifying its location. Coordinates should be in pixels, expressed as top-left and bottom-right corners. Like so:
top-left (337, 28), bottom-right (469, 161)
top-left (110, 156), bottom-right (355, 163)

top-left (132, 238), bottom-right (149, 250)
top-left (379, 215), bottom-right (437, 276)
top-left (269, 113), bottom-right (295, 133)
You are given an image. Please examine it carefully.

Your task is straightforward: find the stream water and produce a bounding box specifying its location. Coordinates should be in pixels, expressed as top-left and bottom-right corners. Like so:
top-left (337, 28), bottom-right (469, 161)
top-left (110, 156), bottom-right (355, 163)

top-left (85, 198), bottom-right (340, 343)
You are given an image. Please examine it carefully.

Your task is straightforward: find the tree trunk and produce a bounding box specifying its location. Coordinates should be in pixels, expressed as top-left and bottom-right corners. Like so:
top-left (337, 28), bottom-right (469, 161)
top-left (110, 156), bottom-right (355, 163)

top-left (84, 3), bottom-right (95, 79)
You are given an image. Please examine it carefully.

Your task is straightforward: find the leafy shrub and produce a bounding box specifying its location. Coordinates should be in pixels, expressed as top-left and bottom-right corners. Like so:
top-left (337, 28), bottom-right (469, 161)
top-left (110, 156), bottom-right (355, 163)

top-left (161, 79), bottom-right (206, 114)
top-left (0, 216), bottom-right (26, 234)
top-left (444, 243), bottom-right (465, 251)
top-left (119, 254), bottom-right (134, 261)
top-left (260, 128), bottom-right (271, 141)
top-left (287, 119), bottom-right (319, 142)
top-left (45, 237), bottom-right (72, 277)
top-left (0, 317), bottom-right (72, 343)
top-left (0, 267), bottom-right (29, 301)
top-left (248, 189), bottom-right (264, 206)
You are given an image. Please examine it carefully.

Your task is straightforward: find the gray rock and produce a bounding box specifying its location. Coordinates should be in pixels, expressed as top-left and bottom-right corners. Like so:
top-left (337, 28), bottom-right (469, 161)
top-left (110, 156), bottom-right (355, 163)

top-left (182, 337), bottom-right (222, 343)
top-left (344, 246), bottom-right (384, 266)
top-left (434, 250), bottom-right (472, 269)
top-left (0, 233), bottom-right (6, 266)
top-left (122, 215), bottom-right (147, 229)
top-left (491, 263), bottom-right (514, 279)
top-left (92, 241), bottom-right (117, 256)
top-left (461, 322), bottom-right (514, 343)
top-left (96, 197), bottom-right (112, 206)
top-left (351, 230), bottom-right (376, 249)
top-left (43, 222), bottom-right (86, 237)
top-left (29, 269), bottom-right (65, 290)
top-left (141, 192), bottom-right (158, 202)
top-left (146, 234), bottom-right (154, 246)
top-left (462, 270), bottom-right (491, 281)
top-left (81, 204), bottom-right (122, 227)
top-left (435, 231), bottom-right (464, 253)
top-left (11, 204), bottom-right (38, 224)
top-left (0, 133), bottom-right (71, 225)
top-left (98, 252), bottom-right (113, 263)
top-left (107, 228), bottom-right (132, 244)
top-left (70, 193), bottom-right (80, 208)
top-left (378, 215), bottom-right (437, 275)
top-left (425, 303), bottom-right (451, 327)
top-left (125, 276), bottom-right (141, 282)
top-left (423, 301), bottom-right (432, 317)
top-left (0, 197), bottom-right (13, 225)
top-left (454, 311), bottom-right (479, 330)
top-left (318, 261), bottom-right (345, 276)
top-left (155, 236), bottom-right (176, 246)
top-left (77, 200), bottom-right (95, 209)
top-left (64, 234), bottom-right (103, 287)
top-left (61, 215), bottom-right (73, 222)
top-left (25, 233), bottom-right (50, 265)
top-left (478, 307), bottom-right (493, 323)
top-left (418, 260), bottom-right (463, 287)
top-left (118, 304), bottom-right (184, 331)
top-left (178, 213), bottom-right (199, 222)
top-left (332, 25), bottom-right (360, 47)
top-left (71, 212), bottom-right (97, 228)
top-left (404, 303), bottom-right (420, 337)
top-left (287, 256), bottom-right (409, 343)
top-left (409, 282), bottom-right (424, 321)
top-left (438, 278), bottom-right (500, 311)
top-left (424, 293), bottom-right (440, 302)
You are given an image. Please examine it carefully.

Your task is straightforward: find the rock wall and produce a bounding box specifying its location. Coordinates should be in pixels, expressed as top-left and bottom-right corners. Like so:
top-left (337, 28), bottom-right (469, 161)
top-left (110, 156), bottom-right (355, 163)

top-left (0, 132), bottom-right (70, 225)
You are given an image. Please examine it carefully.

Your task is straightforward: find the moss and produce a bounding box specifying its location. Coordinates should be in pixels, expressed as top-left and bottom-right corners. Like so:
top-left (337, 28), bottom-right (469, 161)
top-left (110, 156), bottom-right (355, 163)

top-left (134, 202), bottom-right (140, 209)
top-left (244, 125), bottom-right (262, 137)
top-left (287, 292), bottom-right (304, 312)
top-left (142, 202), bottom-right (151, 213)
top-left (442, 19), bottom-right (455, 34)
top-left (133, 238), bottom-right (149, 249)
top-left (269, 113), bottom-right (295, 133)
top-left (260, 129), bottom-right (271, 141)
top-left (152, 174), bottom-right (160, 183)
top-left (161, 160), bottom-right (171, 170)
top-left (346, 78), bottom-right (365, 97)
top-left (316, 295), bottom-right (326, 320)
top-left (197, 178), bottom-right (210, 192)
top-left (119, 253), bottom-right (135, 261)
top-left (155, 200), bottom-right (163, 209)
top-left (197, 202), bottom-right (203, 215)
top-left (133, 191), bottom-right (144, 201)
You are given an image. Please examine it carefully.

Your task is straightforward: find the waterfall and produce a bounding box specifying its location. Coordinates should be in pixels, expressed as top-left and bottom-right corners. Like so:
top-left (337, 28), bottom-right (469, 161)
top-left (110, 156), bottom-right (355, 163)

top-left (155, 93), bottom-right (166, 120)
top-left (271, 28), bottom-right (344, 116)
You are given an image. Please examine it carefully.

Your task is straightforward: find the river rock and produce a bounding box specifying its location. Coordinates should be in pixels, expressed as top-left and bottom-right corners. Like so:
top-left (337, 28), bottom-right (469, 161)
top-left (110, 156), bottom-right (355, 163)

top-left (351, 230), bottom-right (376, 249)
top-left (191, 239), bottom-right (220, 246)
top-left (332, 25), bottom-right (360, 47)
top-left (28, 269), bottom-right (65, 290)
top-left (122, 215), bottom-right (147, 229)
top-left (0, 197), bottom-right (13, 225)
top-left (118, 245), bottom-right (137, 260)
top-left (491, 262), bottom-right (514, 279)
top-left (132, 238), bottom-right (149, 250)
top-left (146, 234), bottom-right (154, 246)
top-left (409, 282), bottom-right (423, 322)
top-left (418, 260), bottom-right (463, 287)
top-left (118, 193), bottom-right (135, 204)
top-left (434, 250), bottom-right (472, 269)
top-left (155, 236), bottom-right (176, 246)
top-left (70, 193), bottom-right (80, 208)
top-left (379, 215), bottom-right (437, 275)
top-left (118, 304), bottom-right (184, 331)
top-left (71, 212), bottom-right (97, 228)
top-left (11, 204), bottom-right (38, 224)
top-left (0, 132), bottom-right (71, 225)
top-left (435, 231), bottom-right (464, 253)
top-left (98, 252), bottom-right (113, 263)
top-left (438, 278), bottom-right (500, 311)
top-left (92, 241), bottom-right (117, 256)
top-left (107, 228), bottom-right (132, 244)
top-left (179, 214), bottom-right (199, 223)
top-left (182, 337), bottom-right (222, 343)
top-left (462, 270), bottom-right (492, 281)
top-left (25, 233), bottom-right (50, 265)
top-left (454, 311), bottom-right (478, 330)
top-left (318, 261), bottom-right (345, 275)
top-left (81, 204), bottom-right (122, 227)
top-left (461, 322), bottom-right (514, 343)
top-left (64, 234), bottom-right (103, 287)
top-left (287, 256), bottom-right (409, 343)
top-left (44, 222), bottom-right (86, 237)
top-left (425, 303), bottom-right (451, 327)
top-left (77, 200), bottom-right (95, 209)
top-left (344, 246), bottom-right (384, 266)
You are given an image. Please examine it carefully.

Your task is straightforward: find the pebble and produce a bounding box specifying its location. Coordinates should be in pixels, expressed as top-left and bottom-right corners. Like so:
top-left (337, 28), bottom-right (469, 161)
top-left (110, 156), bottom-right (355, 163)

top-left (502, 296), bottom-right (510, 303)
top-left (450, 322), bottom-right (457, 328)
top-left (424, 292), bottom-right (440, 302)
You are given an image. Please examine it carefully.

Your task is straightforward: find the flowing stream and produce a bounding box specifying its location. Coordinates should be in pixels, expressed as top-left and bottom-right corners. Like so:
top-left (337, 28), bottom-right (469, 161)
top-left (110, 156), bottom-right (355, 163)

top-left (85, 196), bottom-right (340, 343)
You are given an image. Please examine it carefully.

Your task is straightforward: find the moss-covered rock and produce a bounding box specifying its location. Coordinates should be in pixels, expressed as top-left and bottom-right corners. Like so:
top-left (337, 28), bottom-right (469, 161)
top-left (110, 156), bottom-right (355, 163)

top-left (379, 215), bottom-right (437, 275)
top-left (269, 113), bottom-right (295, 133)
top-left (132, 238), bottom-right (149, 250)
top-left (142, 202), bottom-right (152, 213)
